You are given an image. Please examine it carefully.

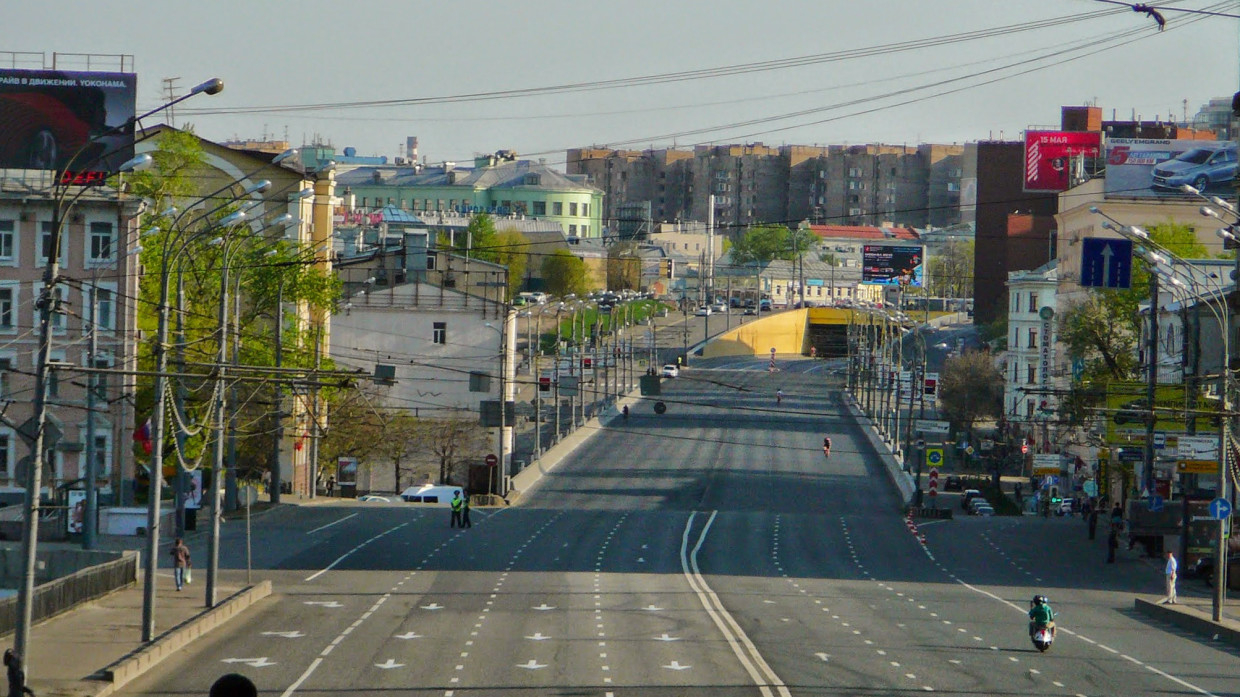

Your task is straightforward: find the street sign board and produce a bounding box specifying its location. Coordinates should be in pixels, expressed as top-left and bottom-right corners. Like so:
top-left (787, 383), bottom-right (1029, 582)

top-left (926, 448), bottom-right (943, 467)
top-left (1080, 237), bottom-right (1133, 289)
top-left (917, 420), bottom-right (950, 435)
top-left (1148, 495), bottom-right (1165, 512)
top-left (1177, 460), bottom-right (1218, 474)
top-left (485, 453), bottom-right (498, 467)
top-left (1209, 498), bottom-right (1232, 520)
top-left (1177, 435), bottom-right (1218, 461)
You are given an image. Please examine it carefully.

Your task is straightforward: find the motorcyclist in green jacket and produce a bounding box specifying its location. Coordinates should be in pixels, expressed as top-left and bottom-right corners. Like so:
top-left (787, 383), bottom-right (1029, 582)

top-left (1028, 595), bottom-right (1055, 638)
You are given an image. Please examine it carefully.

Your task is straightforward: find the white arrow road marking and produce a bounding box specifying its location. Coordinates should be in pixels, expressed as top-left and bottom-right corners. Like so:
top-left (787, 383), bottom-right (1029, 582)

top-left (421, 603), bottom-right (444, 610)
top-left (664, 661), bottom-right (691, 671)
top-left (641, 605), bottom-right (663, 611)
top-left (375, 659), bottom-right (404, 670)
top-left (526, 633), bottom-right (551, 641)
top-left (815, 653), bottom-right (831, 662)
top-left (303, 601), bottom-right (342, 608)
top-left (637, 557), bottom-right (646, 563)
top-left (222, 657), bottom-right (276, 668)
top-left (516, 659), bottom-right (547, 670)
top-left (261, 631), bottom-right (304, 638)
top-left (531, 604), bottom-right (556, 611)
top-left (393, 632), bottom-right (422, 640)
top-left (654, 634), bottom-right (680, 642)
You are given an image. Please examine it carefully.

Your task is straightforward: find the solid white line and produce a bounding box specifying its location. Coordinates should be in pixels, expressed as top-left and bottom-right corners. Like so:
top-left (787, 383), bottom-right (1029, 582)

top-left (306, 512), bottom-right (358, 534)
top-left (304, 521), bottom-right (410, 581)
top-left (280, 657), bottom-right (323, 697)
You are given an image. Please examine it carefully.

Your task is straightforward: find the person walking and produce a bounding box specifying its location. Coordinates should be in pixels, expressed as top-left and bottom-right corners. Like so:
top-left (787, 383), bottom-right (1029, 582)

top-left (1107, 528), bottom-right (1118, 564)
top-left (461, 492), bottom-right (472, 528)
top-left (1087, 506), bottom-right (1099, 540)
top-left (1110, 503), bottom-right (1123, 531)
top-left (326, 476), bottom-right (335, 497)
top-left (1164, 551), bottom-right (1178, 604)
top-left (170, 537), bottom-right (191, 592)
top-left (449, 490), bottom-right (464, 528)
top-left (4, 649), bottom-right (33, 697)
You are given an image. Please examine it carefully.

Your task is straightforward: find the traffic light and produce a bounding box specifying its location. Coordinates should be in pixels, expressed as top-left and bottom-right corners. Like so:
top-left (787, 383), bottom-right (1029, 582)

top-left (1049, 485), bottom-right (1061, 503)
top-left (660, 259), bottom-right (674, 278)
top-left (583, 357), bottom-right (593, 370)
top-left (538, 376), bottom-right (551, 392)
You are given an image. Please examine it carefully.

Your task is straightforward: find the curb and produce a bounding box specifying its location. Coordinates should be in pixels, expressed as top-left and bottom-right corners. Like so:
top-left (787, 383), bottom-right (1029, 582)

top-left (92, 581), bottom-right (273, 696)
top-left (1134, 597), bottom-right (1240, 648)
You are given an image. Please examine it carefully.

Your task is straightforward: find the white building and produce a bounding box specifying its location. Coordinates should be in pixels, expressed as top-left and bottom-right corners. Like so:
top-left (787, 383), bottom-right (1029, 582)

top-left (1004, 261), bottom-right (1058, 425)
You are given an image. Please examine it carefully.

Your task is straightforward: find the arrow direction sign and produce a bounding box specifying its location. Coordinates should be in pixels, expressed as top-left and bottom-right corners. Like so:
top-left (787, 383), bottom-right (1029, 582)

top-left (526, 633), bottom-right (551, 641)
top-left (1209, 497), bottom-right (1233, 520)
top-left (641, 605), bottom-right (664, 612)
top-left (393, 632), bottom-right (422, 640)
top-left (531, 604), bottom-right (556, 611)
top-left (375, 659), bottom-right (405, 670)
top-left (261, 631), bottom-right (304, 639)
top-left (663, 661), bottom-right (692, 671)
top-left (517, 659), bottom-right (548, 670)
top-left (636, 557), bottom-right (646, 563)
top-left (303, 601), bottom-right (342, 608)
top-left (420, 603), bottom-right (444, 611)
top-left (222, 657), bottom-right (276, 668)
top-left (1080, 237), bottom-right (1133, 289)
top-left (654, 634), bottom-right (681, 642)
top-left (815, 652), bottom-right (831, 662)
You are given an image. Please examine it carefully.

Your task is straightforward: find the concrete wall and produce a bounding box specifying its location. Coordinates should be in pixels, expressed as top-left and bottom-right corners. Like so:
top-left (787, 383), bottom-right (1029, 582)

top-left (702, 310), bottom-right (808, 358)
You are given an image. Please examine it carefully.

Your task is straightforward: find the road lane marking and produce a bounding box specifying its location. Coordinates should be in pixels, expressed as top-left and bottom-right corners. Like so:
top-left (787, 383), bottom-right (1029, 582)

top-left (304, 521), bottom-right (410, 581)
top-left (305, 513), bottom-right (358, 534)
top-left (280, 657), bottom-right (323, 697)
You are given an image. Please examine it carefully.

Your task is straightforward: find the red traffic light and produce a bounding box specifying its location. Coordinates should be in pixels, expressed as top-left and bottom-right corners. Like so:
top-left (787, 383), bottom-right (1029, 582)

top-left (538, 377), bottom-right (551, 392)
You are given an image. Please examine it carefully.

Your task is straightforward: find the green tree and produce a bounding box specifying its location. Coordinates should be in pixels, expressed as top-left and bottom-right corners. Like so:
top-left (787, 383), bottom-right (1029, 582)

top-left (606, 241), bottom-right (642, 291)
top-left (928, 239), bottom-right (974, 298)
top-left (491, 229), bottom-right (530, 299)
top-left (939, 351), bottom-right (1004, 434)
top-left (542, 249), bottom-right (590, 297)
top-left (730, 224), bottom-right (809, 264)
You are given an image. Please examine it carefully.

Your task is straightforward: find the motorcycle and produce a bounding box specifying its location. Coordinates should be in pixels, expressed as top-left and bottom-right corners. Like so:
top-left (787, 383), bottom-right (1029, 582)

top-left (1030, 624), bottom-right (1054, 652)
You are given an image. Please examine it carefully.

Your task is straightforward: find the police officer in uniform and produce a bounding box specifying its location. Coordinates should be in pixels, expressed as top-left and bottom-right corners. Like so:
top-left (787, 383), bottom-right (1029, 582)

top-left (450, 490), bottom-right (464, 528)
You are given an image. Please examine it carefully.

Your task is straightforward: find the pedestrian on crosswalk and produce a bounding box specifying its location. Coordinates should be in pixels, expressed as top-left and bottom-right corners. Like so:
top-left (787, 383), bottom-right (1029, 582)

top-left (450, 490), bottom-right (465, 528)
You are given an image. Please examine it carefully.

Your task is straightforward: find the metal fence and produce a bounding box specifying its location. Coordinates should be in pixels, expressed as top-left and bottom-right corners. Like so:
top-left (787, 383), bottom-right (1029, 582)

top-left (0, 551), bottom-right (137, 637)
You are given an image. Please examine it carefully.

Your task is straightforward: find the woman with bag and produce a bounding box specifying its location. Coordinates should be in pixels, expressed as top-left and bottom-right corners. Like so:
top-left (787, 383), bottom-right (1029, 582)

top-left (170, 538), bottom-right (191, 591)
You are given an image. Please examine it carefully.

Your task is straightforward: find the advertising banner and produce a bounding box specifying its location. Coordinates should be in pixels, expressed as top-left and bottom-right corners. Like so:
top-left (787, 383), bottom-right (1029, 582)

top-left (185, 469), bottom-right (203, 510)
top-left (862, 245), bottom-right (923, 286)
top-left (0, 68), bottom-right (138, 178)
top-left (67, 489), bottom-right (86, 534)
top-left (1104, 382), bottom-right (1218, 444)
top-left (1104, 138), bottom-right (1237, 199)
top-left (1024, 130), bottom-right (1101, 192)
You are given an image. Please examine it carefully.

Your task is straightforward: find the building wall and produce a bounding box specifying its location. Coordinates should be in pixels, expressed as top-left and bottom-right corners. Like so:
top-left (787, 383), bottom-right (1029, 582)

top-left (1004, 269), bottom-right (1058, 424)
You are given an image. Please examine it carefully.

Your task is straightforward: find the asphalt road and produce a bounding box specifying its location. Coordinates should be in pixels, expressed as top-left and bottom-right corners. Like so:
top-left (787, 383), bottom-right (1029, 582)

top-left (118, 357), bottom-right (1240, 696)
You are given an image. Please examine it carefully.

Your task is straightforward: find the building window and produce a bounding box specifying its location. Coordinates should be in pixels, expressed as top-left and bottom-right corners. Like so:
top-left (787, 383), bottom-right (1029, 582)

top-left (40, 221), bottom-right (65, 264)
top-left (89, 356), bottom-right (110, 401)
top-left (0, 285), bottom-right (14, 331)
top-left (0, 430), bottom-right (10, 479)
top-left (582, 203), bottom-right (589, 216)
top-left (569, 225), bottom-right (577, 235)
top-left (0, 220), bottom-right (14, 264)
top-left (432, 322), bottom-right (446, 345)
top-left (0, 355), bottom-right (11, 399)
top-left (1027, 364), bottom-right (1036, 384)
top-left (553, 202), bottom-right (563, 216)
top-left (90, 287), bottom-right (115, 330)
top-left (89, 431), bottom-right (112, 478)
top-left (569, 202), bottom-right (578, 216)
top-left (88, 221), bottom-right (115, 263)
top-left (533, 201), bottom-right (546, 216)
top-left (1026, 400), bottom-right (1035, 418)
top-left (48, 284), bottom-right (68, 331)
top-left (1028, 328), bottom-right (1037, 349)
top-left (1012, 330), bottom-right (1018, 348)
top-left (581, 225), bottom-right (589, 236)
top-left (48, 350), bottom-right (65, 399)
top-left (1028, 292), bottom-right (1037, 313)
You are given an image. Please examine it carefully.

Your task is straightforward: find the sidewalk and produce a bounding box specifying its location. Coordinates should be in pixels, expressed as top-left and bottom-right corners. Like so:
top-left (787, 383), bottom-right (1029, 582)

top-left (1134, 591), bottom-right (1240, 647)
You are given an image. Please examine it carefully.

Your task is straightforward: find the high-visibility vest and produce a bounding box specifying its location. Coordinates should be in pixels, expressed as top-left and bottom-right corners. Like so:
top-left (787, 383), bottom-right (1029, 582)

top-left (451, 497), bottom-right (463, 511)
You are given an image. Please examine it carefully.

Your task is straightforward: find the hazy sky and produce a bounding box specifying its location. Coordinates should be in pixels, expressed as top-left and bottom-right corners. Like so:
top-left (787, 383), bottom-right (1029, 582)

top-left (10, 1), bottom-right (1239, 168)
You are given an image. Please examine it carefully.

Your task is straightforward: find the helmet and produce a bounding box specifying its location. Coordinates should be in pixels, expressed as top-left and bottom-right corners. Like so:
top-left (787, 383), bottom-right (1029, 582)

top-left (1032, 595), bottom-right (1047, 605)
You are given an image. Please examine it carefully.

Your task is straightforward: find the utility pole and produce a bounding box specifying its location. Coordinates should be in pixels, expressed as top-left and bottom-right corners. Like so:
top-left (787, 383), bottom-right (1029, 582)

top-left (707, 195), bottom-right (715, 303)
top-left (1144, 272), bottom-right (1158, 501)
top-left (226, 286), bottom-right (240, 511)
top-left (270, 280), bottom-right (283, 504)
top-left (174, 272), bottom-right (188, 536)
top-left (83, 286), bottom-right (98, 549)
top-left (309, 326), bottom-right (322, 498)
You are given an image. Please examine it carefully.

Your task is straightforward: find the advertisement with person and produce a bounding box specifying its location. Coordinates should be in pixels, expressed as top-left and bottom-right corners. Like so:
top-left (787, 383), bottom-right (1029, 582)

top-left (0, 68), bottom-right (137, 176)
top-left (184, 469), bottom-right (203, 510)
top-left (1023, 130), bottom-right (1101, 192)
top-left (1105, 138), bottom-right (1238, 199)
top-left (862, 245), bottom-right (923, 286)
top-left (67, 489), bottom-right (87, 535)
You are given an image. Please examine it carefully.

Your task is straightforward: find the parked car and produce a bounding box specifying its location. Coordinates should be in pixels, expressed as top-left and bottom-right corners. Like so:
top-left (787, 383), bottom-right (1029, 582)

top-left (742, 308), bottom-right (758, 316)
top-left (961, 489), bottom-right (984, 510)
top-left (357, 495), bottom-right (390, 503)
top-left (694, 306), bottom-right (712, 316)
top-left (943, 475), bottom-right (963, 492)
top-left (661, 364), bottom-right (680, 378)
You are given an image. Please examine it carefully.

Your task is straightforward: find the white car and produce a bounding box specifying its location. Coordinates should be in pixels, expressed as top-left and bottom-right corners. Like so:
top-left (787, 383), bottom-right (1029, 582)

top-left (661, 364), bottom-right (680, 378)
top-left (694, 306), bottom-right (712, 316)
top-left (710, 302), bottom-right (727, 313)
top-left (357, 495), bottom-right (390, 503)
top-left (973, 504), bottom-right (995, 517)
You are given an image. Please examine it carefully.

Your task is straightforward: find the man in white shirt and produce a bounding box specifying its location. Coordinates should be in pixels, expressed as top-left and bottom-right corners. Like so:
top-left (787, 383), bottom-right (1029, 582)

top-left (1164, 551), bottom-right (1178, 604)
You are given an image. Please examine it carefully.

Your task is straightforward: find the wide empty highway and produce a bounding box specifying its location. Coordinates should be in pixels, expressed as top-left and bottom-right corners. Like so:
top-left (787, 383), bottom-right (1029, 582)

top-left (120, 358), bottom-right (1240, 696)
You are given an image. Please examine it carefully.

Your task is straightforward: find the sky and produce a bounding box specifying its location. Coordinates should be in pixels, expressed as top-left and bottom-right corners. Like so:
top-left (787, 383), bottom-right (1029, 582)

top-left (9, 1), bottom-right (1240, 169)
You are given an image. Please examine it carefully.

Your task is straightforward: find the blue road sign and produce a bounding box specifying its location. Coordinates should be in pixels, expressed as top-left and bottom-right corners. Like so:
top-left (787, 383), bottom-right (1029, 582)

top-left (1209, 498), bottom-right (1232, 520)
top-left (926, 448), bottom-right (943, 466)
top-left (1080, 237), bottom-right (1133, 289)
top-left (1148, 495), bottom-right (1165, 513)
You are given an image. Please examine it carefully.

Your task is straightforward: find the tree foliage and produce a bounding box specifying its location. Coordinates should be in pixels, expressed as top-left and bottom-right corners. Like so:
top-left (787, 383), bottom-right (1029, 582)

top-left (491, 229), bottom-right (530, 299)
top-left (606, 241), bottom-right (641, 291)
top-left (938, 351), bottom-right (1004, 432)
top-left (541, 249), bottom-right (590, 297)
top-left (928, 239), bottom-right (974, 298)
top-left (730, 224), bottom-right (809, 264)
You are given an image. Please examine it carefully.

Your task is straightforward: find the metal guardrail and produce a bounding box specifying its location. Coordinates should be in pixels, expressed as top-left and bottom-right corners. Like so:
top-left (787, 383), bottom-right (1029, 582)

top-left (0, 551), bottom-right (137, 637)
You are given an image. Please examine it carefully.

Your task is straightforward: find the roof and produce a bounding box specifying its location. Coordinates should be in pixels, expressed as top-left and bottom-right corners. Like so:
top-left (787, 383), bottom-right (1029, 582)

top-left (337, 159), bottom-right (601, 193)
top-left (806, 224), bottom-right (920, 241)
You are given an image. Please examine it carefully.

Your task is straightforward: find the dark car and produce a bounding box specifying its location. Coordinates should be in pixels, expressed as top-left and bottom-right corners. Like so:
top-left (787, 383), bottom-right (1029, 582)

top-left (943, 475), bottom-right (963, 492)
top-left (1187, 554), bottom-right (1240, 590)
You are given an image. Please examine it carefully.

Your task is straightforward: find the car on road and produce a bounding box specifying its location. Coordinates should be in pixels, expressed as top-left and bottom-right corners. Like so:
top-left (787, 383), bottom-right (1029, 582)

top-left (943, 475), bottom-right (963, 492)
top-left (972, 504), bottom-right (995, 516)
top-left (661, 364), bottom-right (680, 378)
top-left (710, 302), bottom-right (727, 313)
top-left (968, 498), bottom-right (993, 515)
top-left (934, 342), bottom-right (949, 350)
top-left (358, 495), bottom-right (390, 503)
top-left (961, 489), bottom-right (984, 510)
top-left (760, 300), bottom-right (772, 312)
top-left (694, 306), bottom-right (712, 316)
top-left (742, 307), bottom-right (757, 316)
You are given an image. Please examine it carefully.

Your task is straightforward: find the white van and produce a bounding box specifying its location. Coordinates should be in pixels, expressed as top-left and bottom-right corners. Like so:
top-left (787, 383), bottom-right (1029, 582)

top-left (400, 484), bottom-right (462, 506)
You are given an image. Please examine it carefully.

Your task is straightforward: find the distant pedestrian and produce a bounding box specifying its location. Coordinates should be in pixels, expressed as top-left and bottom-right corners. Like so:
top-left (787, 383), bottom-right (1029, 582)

top-left (450, 490), bottom-right (464, 528)
top-left (461, 492), bottom-right (472, 528)
top-left (1110, 504), bottom-right (1123, 531)
top-left (1014, 482), bottom-right (1023, 505)
top-left (1164, 551), bottom-right (1178, 604)
top-left (4, 648), bottom-right (33, 697)
top-left (170, 537), bottom-right (191, 592)
top-left (1107, 529), bottom-right (1118, 564)
top-left (210, 673), bottom-right (257, 697)
top-left (1088, 507), bottom-right (1099, 540)
top-left (326, 476), bottom-right (335, 497)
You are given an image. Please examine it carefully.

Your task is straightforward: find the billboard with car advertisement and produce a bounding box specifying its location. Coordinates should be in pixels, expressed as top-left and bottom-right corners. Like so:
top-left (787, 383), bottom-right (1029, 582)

top-left (0, 68), bottom-right (137, 180)
top-left (1104, 138), bottom-right (1236, 200)
top-left (862, 245), bottom-right (923, 286)
top-left (1023, 130), bottom-right (1101, 192)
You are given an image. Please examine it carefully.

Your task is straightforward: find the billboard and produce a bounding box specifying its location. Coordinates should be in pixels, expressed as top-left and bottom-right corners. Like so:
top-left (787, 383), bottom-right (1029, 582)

top-left (862, 245), bottom-right (923, 286)
top-left (1104, 138), bottom-right (1237, 200)
top-left (0, 68), bottom-right (137, 179)
top-left (1104, 382), bottom-right (1218, 444)
top-left (1023, 130), bottom-right (1101, 192)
